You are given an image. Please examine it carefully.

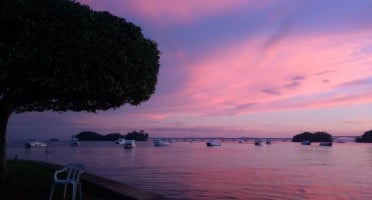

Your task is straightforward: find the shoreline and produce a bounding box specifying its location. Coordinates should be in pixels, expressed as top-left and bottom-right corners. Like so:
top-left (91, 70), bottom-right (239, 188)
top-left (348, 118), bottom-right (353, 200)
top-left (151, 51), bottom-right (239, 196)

top-left (28, 160), bottom-right (169, 200)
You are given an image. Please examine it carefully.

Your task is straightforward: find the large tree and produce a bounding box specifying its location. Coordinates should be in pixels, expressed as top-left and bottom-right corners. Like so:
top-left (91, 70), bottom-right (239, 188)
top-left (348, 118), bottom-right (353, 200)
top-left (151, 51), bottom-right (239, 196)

top-left (0, 0), bottom-right (160, 183)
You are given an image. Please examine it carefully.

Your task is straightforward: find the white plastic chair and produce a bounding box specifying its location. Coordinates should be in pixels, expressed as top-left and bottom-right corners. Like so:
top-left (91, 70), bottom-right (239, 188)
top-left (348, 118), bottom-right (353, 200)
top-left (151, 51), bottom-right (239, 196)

top-left (49, 163), bottom-right (85, 200)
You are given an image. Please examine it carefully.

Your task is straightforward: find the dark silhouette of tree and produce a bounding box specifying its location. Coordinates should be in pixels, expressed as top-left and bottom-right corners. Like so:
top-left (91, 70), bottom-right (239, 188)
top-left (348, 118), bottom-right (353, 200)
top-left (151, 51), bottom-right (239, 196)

top-left (125, 130), bottom-right (149, 141)
top-left (0, 0), bottom-right (160, 183)
top-left (355, 130), bottom-right (372, 143)
top-left (104, 133), bottom-right (125, 141)
top-left (75, 131), bottom-right (103, 141)
top-left (292, 131), bottom-right (333, 142)
top-left (75, 131), bottom-right (125, 141)
top-left (292, 132), bottom-right (313, 142)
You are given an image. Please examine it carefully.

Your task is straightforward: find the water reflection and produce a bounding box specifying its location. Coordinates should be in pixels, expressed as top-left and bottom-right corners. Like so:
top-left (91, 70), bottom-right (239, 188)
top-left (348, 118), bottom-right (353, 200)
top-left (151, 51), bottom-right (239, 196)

top-left (7, 140), bottom-right (372, 200)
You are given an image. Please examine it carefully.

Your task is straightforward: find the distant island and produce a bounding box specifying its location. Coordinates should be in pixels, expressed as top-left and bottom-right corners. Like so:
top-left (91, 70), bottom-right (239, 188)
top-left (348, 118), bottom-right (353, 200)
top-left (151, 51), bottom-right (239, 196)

top-left (74, 130), bottom-right (149, 141)
top-left (355, 130), bottom-right (372, 143)
top-left (292, 131), bottom-right (333, 142)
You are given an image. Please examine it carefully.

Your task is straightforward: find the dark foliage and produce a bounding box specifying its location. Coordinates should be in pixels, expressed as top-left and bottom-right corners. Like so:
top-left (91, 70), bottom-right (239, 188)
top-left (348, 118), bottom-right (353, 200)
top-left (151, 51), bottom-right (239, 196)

top-left (75, 131), bottom-right (103, 141)
top-left (75, 131), bottom-right (125, 141)
top-left (0, 0), bottom-right (160, 113)
top-left (0, 0), bottom-right (160, 182)
top-left (292, 131), bottom-right (333, 142)
top-left (125, 130), bottom-right (149, 141)
top-left (355, 130), bottom-right (372, 143)
top-left (104, 133), bottom-right (125, 141)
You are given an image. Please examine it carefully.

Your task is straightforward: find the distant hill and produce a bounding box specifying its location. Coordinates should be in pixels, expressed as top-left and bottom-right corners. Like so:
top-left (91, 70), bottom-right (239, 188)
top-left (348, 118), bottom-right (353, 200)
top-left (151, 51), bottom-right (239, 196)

top-left (75, 130), bottom-right (149, 141)
top-left (355, 130), bottom-right (372, 143)
top-left (124, 130), bottom-right (149, 141)
top-left (75, 131), bottom-right (124, 141)
top-left (292, 131), bottom-right (333, 142)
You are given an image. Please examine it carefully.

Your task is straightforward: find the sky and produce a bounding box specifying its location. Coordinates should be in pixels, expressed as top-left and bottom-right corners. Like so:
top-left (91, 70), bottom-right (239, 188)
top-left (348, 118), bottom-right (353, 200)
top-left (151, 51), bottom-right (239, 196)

top-left (7, 0), bottom-right (372, 139)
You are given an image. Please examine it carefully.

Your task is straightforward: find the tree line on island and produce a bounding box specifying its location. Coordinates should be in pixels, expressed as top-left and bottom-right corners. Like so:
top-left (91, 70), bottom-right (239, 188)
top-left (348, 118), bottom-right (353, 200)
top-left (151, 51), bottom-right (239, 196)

top-left (355, 130), bottom-right (372, 143)
top-left (74, 130), bottom-right (149, 141)
top-left (291, 130), bottom-right (372, 143)
top-left (292, 131), bottom-right (333, 142)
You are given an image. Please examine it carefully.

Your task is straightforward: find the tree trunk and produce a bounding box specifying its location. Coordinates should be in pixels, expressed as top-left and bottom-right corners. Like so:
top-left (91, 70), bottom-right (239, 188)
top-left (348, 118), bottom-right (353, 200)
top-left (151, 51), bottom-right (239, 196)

top-left (0, 102), bottom-right (12, 184)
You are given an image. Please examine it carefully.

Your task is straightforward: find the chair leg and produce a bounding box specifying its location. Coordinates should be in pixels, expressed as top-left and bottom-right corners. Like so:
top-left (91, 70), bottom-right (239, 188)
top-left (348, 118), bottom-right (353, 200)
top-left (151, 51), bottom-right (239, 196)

top-left (79, 181), bottom-right (82, 200)
top-left (49, 183), bottom-right (55, 200)
top-left (72, 183), bottom-right (77, 200)
top-left (63, 184), bottom-right (67, 199)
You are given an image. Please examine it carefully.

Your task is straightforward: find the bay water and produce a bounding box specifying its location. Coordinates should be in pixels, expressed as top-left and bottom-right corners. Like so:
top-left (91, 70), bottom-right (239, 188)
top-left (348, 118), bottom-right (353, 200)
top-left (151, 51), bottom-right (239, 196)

top-left (6, 140), bottom-right (372, 199)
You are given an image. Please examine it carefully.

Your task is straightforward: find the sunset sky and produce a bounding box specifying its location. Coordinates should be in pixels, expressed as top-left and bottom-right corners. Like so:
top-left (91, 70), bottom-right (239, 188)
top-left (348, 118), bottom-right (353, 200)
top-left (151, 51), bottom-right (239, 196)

top-left (8, 0), bottom-right (372, 139)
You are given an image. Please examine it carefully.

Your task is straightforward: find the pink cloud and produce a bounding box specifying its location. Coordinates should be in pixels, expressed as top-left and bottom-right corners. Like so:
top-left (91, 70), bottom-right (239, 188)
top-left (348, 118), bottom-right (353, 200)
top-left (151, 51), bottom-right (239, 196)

top-left (170, 30), bottom-right (372, 116)
top-left (63, 0), bottom-right (372, 137)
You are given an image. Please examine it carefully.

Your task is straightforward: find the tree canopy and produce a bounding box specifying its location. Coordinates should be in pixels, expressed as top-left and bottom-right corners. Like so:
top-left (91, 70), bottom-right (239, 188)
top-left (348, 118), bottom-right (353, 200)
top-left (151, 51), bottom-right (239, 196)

top-left (292, 131), bottom-right (333, 142)
top-left (0, 0), bottom-right (160, 113)
top-left (0, 0), bottom-right (160, 183)
top-left (75, 131), bottom-right (125, 141)
top-left (125, 130), bottom-right (149, 141)
top-left (355, 130), bottom-right (372, 143)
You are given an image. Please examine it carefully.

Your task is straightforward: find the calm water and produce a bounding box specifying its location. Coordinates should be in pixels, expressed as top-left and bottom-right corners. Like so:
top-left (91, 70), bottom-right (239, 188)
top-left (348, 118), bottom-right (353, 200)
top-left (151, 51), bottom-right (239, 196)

top-left (6, 140), bottom-right (372, 200)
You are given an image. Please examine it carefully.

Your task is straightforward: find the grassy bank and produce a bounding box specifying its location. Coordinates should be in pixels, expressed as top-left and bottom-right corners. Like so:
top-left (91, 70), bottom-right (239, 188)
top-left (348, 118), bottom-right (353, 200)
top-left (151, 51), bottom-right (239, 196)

top-left (1, 160), bottom-right (110, 200)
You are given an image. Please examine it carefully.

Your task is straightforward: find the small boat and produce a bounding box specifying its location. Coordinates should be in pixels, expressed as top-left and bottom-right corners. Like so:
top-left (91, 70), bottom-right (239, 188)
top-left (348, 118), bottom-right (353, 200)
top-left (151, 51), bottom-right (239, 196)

top-left (254, 139), bottom-right (262, 146)
top-left (25, 139), bottom-right (48, 148)
top-left (301, 140), bottom-right (311, 145)
top-left (123, 140), bottom-right (136, 149)
top-left (319, 142), bottom-right (332, 146)
top-left (70, 137), bottom-right (79, 146)
top-left (206, 140), bottom-right (221, 147)
top-left (115, 138), bottom-right (126, 144)
top-left (153, 139), bottom-right (170, 147)
top-left (266, 139), bottom-right (272, 144)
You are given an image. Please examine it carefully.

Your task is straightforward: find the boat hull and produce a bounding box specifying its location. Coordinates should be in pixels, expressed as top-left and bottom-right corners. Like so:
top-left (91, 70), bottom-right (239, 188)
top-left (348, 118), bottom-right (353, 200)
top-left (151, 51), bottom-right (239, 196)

top-left (25, 139), bottom-right (47, 148)
top-left (153, 139), bottom-right (170, 146)
top-left (206, 140), bottom-right (221, 147)
top-left (124, 140), bottom-right (136, 149)
top-left (320, 142), bottom-right (332, 146)
top-left (301, 140), bottom-right (311, 145)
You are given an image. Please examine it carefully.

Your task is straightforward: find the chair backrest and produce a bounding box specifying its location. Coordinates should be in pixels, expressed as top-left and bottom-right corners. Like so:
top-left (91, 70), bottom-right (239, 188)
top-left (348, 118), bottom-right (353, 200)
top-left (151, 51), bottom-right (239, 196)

top-left (64, 163), bottom-right (85, 180)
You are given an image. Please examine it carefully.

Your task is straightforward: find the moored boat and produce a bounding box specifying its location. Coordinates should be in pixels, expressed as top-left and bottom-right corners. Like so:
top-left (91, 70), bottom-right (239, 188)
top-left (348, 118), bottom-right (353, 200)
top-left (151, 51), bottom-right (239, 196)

top-left (206, 139), bottom-right (221, 147)
top-left (254, 139), bottom-right (262, 146)
top-left (153, 139), bottom-right (170, 147)
top-left (25, 139), bottom-right (48, 148)
top-left (123, 140), bottom-right (136, 149)
top-left (70, 137), bottom-right (79, 146)
top-left (319, 142), bottom-right (332, 146)
top-left (301, 140), bottom-right (311, 145)
top-left (115, 138), bottom-right (126, 144)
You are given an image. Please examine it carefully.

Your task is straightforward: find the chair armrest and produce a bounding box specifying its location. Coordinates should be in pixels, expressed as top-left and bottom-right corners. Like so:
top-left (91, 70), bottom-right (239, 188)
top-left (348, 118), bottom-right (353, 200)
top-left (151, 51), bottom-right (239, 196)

top-left (53, 168), bottom-right (68, 181)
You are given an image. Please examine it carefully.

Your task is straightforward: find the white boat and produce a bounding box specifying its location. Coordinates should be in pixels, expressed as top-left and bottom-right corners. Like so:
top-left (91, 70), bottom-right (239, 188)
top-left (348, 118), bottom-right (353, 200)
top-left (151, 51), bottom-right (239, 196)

top-left (123, 140), bottom-right (136, 149)
top-left (153, 139), bottom-right (170, 146)
top-left (25, 139), bottom-right (48, 148)
top-left (254, 139), bottom-right (262, 146)
top-left (115, 138), bottom-right (126, 144)
top-left (319, 142), bottom-right (332, 146)
top-left (301, 140), bottom-right (311, 145)
top-left (70, 137), bottom-right (79, 146)
top-left (206, 140), bottom-right (221, 147)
